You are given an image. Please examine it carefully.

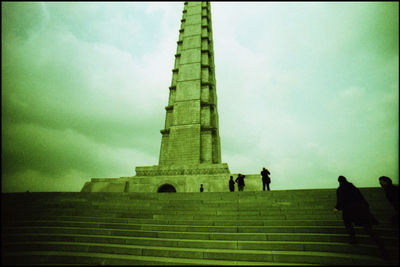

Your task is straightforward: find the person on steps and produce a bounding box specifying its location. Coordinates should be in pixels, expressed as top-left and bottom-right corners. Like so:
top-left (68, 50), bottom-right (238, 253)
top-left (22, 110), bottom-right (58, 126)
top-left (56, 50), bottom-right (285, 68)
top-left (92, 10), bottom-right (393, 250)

top-left (379, 176), bottom-right (399, 225)
top-left (260, 167), bottom-right (271, 191)
top-left (333, 175), bottom-right (388, 259)
top-left (229, 176), bottom-right (235, 192)
top-left (235, 174), bottom-right (245, 192)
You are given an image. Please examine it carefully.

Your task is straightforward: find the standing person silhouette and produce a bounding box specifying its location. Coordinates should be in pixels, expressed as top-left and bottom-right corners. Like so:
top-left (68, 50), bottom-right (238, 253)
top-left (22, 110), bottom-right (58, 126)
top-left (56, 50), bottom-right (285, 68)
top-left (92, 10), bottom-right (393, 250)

top-left (333, 176), bottom-right (387, 258)
top-left (379, 176), bottom-right (399, 224)
top-left (235, 174), bottom-right (245, 192)
top-left (229, 176), bottom-right (235, 192)
top-left (261, 167), bottom-right (271, 191)
top-left (200, 184), bottom-right (204, 192)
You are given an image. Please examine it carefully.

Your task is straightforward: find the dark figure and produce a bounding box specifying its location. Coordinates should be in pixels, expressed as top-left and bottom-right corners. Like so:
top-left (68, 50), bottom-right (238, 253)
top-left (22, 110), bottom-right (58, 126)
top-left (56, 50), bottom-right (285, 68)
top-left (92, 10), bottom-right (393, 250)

top-left (333, 176), bottom-right (387, 258)
top-left (261, 167), bottom-right (271, 191)
top-left (229, 176), bottom-right (235, 192)
top-left (200, 184), bottom-right (204, 192)
top-left (379, 176), bottom-right (399, 224)
top-left (235, 174), bottom-right (245, 191)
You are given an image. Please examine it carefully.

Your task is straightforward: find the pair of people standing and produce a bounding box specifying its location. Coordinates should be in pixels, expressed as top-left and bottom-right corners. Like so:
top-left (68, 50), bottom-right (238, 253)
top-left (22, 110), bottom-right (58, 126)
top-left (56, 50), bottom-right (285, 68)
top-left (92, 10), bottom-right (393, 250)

top-left (229, 174), bottom-right (246, 192)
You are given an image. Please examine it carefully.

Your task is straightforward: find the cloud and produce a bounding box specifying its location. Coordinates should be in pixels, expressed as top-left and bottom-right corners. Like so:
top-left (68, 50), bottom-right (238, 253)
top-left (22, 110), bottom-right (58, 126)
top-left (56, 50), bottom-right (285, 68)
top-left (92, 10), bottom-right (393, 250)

top-left (2, 2), bottom-right (183, 192)
top-left (2, 169), bottom-right (89, 192)
top-left (2, 121), bottom-right (157, 192)
top-left (339, 86), bottom-right (365, 99)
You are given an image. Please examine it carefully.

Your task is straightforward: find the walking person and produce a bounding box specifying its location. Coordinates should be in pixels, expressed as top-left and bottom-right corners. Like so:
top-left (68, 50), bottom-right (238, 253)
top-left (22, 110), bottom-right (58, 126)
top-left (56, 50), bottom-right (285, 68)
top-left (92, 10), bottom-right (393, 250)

top-left (379, 176), bottom-right (399, 224)
top-left (229, 176), bottom-right (235, 192)
top-left (261, 167), bottom-right (271, 191)
top-left (200, 184), bottom-right (204, 192)
top-left (235, 174), bottom-right (245, 192)
top-left (333, 176), bottom-right (387, 258)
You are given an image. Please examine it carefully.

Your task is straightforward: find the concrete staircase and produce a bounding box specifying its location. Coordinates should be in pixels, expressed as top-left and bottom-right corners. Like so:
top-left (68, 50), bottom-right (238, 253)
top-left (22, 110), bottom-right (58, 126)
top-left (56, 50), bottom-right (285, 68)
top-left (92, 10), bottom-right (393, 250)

top-left (2, 188), bottom-right (398, 265)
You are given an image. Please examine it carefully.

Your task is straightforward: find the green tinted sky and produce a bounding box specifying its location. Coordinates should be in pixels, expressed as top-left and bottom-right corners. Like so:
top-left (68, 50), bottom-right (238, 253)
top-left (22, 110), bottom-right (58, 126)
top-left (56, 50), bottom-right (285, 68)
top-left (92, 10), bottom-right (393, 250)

top-left (2, 2), bottom-right (398, 192)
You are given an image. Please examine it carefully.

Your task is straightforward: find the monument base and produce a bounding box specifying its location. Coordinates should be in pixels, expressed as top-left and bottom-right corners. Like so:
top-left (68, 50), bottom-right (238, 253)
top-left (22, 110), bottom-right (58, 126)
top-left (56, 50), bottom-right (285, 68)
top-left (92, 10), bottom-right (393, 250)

top-left (81, 172), bottom-right (264, 193)
top-left (135, 163), bottom-right (230, 176)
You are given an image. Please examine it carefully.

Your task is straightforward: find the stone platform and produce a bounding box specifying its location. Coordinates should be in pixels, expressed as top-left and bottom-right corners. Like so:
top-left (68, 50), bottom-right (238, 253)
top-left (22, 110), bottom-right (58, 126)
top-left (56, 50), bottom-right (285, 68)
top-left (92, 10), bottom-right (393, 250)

top-left (2, 188), bottom-right (398, 265)
top-left (81, 172), bottom-right (263, 193)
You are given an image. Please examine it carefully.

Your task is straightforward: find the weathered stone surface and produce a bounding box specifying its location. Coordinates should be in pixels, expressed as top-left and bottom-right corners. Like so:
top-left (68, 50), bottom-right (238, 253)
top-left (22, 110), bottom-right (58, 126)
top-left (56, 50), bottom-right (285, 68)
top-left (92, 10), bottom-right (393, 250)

top-left (180, 48), bottom-right (201, 64)
top-left (82, 173), bottom-right (272, 193)
top-left (176, 80), bottom-right (201, 101)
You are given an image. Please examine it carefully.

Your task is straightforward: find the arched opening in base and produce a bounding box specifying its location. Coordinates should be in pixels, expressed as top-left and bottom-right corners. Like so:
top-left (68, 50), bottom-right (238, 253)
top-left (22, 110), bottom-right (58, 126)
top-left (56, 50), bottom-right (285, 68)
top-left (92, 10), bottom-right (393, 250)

top-left (157, 184), bottom-right (176, 193)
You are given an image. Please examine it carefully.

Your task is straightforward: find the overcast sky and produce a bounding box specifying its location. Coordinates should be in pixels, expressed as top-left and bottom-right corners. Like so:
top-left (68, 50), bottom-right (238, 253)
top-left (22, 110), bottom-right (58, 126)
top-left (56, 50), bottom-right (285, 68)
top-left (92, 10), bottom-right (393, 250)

top-left (2, 2), bottom-right (398, 192)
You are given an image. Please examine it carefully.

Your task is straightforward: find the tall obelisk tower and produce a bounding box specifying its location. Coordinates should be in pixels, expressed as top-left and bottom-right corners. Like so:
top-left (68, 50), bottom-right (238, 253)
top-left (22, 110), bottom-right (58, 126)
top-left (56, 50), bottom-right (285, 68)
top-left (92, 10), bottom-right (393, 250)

top-left (135, 1), bottom-right (229, 181)
top-left (82, 2), bottom-right (231, 193)
top-left (160, 1), bottom-right (222, 166)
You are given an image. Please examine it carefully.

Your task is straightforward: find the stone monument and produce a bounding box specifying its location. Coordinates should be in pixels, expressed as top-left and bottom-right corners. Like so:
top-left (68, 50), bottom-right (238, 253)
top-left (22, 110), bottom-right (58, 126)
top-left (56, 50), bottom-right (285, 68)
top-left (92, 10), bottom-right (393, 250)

top-left (136, 0), bottom-right (229, 179)
top-left (82, 1), bottom-right (245, 193)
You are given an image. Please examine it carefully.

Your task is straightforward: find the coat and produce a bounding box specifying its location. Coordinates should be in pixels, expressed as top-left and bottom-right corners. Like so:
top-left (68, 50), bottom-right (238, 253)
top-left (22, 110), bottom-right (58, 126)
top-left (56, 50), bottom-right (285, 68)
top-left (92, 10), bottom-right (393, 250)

top-left (229, 179), bottom-right (235, 189)
top-left (383, 184), bottom-right (399, 210)
top-left (261, 169), bottom-right (271, 183)
top-left (335, 182), bottom-right (378, 226)
top-left (235, 175), bottom-right (245, 186)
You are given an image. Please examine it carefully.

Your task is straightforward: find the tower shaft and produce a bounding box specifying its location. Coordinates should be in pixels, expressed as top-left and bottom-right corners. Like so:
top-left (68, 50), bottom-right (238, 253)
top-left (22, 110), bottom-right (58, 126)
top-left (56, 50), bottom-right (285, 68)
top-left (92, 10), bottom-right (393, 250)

top-left (159, 1), bottom-right (221, 166)
top-left (135, 1), bottom-right (229, 177)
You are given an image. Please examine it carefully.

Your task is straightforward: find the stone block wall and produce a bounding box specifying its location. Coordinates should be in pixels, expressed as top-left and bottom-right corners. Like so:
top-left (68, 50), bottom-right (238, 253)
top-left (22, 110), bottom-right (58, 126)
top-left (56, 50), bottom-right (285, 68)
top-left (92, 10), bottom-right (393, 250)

top-left (81, 173), bottom-right (268, 193)
top-left (159, 1), bottom-right (223, 167)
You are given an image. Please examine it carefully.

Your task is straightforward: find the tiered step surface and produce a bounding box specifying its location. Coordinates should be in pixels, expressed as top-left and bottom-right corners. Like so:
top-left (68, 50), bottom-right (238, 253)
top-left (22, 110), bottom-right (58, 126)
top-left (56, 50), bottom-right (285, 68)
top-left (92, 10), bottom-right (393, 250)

top-left (2, 188), bottom-right (398, 265)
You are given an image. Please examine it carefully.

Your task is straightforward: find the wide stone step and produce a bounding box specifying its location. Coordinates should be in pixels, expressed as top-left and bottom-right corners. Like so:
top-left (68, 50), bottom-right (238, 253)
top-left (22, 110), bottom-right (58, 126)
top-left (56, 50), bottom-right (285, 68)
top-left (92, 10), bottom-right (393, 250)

top-left (3, 192), bottom-right (391, 207)
top-left (1, 241), bottom-right (391, 265)
top-left (5, 209), bottom-right (393, 225)
top-left (1, 215), bottom-right (353, 226)
top-left (5, 210), bottom-right (351, 221)
top-left (3, 220), bottom-right (396, 236)
top-left (9, 198), bottom-right (390, 209)
top-left (4, 215), bottom-right (395, 228)
top-left (5, 206), bottom-right (393, 219)
top-left (3, 191), bottom-right (389, 203)
top-left (2, 250), bottom-right (317, 265)
top-left (4, 233), bottom-right (398, 257)
top-left (153, 214), bottom-right (340, 220)
top-left (4, 226), bottom-right (398, 247)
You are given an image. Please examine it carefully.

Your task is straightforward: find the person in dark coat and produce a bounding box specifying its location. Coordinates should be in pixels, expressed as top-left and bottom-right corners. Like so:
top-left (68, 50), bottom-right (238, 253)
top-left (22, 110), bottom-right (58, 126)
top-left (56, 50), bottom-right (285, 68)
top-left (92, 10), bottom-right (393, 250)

top-left (235, 174), bottom-right (245, 191)
top-left (333, 176), bottom-right (387, 257)
top-left (261, 167), bottom-right (271, 191)
top-left (229, 176), bottom-right (235, 192)
top-left (379, 176), bottom-right (399, 224)
top-left (200, 184), bottom-right (204, 192)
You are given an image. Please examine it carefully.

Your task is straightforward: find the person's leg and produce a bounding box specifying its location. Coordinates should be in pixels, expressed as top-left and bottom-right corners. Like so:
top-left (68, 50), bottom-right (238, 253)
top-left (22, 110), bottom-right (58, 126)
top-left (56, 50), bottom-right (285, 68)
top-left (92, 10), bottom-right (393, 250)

top-left (267, 183), bottom-right (270, 191)
top-left (344, 220), bottom-right (356, 244)
top-left (263, 181), bottom-right (265, 191)
top-left (363, 224), bottom-right (388, 258)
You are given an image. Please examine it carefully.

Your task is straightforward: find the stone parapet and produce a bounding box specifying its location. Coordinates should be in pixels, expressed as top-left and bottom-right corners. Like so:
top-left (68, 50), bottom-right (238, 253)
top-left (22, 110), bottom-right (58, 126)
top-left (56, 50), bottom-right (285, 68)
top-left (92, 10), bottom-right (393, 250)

top-left (135, 163), bottom-right (230, 176)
